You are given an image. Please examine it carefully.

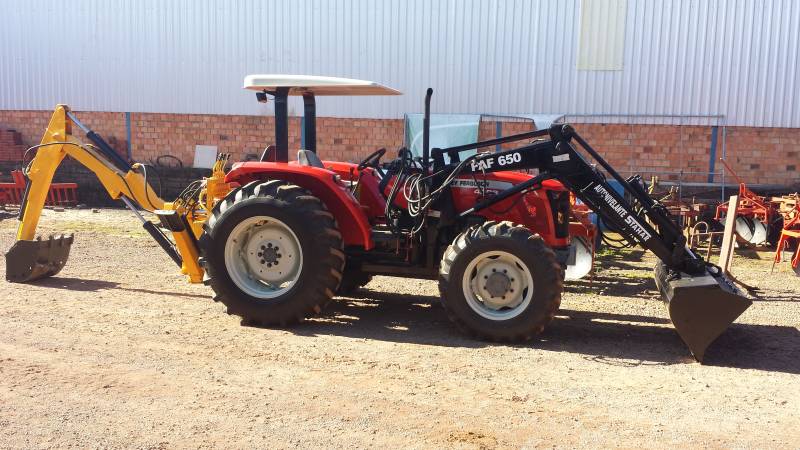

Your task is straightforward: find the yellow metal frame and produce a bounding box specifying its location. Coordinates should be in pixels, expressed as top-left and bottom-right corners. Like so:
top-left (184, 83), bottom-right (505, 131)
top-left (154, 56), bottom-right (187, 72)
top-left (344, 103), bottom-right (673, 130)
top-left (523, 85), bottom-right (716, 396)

top-left (16, 105), bottom-right (231, 283)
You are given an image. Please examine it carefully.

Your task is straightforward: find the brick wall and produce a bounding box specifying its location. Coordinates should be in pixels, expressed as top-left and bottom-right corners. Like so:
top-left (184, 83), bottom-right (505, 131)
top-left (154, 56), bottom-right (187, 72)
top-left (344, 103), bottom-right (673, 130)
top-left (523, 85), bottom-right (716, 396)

top-left (0, 110), bottom-right (402, 168)
top-left (1, 110), bottom-right (798, 193)
top-left (587, 124), bottom-right (800, 186)
top-left (480, 120), bottom-right (800, 186)
top-left (724, 127), bottom-right (800, 184)
top-left (573, 124), bottom-right (715, 183)
top-left (0, 129), bottom-right (25, 162)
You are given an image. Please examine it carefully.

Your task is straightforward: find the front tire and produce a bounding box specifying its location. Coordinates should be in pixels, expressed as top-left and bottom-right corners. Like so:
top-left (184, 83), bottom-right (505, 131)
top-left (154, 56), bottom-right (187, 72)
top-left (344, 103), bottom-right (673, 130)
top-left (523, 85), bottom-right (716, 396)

top-left (439, 221), bottom-right (563, 342)
top-left (199, 180), bottom-right (345, 326)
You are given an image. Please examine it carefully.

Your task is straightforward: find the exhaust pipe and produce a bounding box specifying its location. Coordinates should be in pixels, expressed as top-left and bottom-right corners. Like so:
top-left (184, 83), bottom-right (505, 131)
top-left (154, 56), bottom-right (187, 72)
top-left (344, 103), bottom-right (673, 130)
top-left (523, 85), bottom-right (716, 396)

top-left (5, 234), bottom-right (74, 282)
top-left (654, 262), bottom-right (752, 362)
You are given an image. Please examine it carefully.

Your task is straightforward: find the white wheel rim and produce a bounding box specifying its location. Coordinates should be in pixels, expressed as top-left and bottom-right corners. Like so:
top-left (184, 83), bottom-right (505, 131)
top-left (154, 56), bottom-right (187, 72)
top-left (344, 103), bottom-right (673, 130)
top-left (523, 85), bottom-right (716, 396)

top-left (461, 250), bottom-right (534, 320)
top-left (223, 216), bottom-right (303, 299)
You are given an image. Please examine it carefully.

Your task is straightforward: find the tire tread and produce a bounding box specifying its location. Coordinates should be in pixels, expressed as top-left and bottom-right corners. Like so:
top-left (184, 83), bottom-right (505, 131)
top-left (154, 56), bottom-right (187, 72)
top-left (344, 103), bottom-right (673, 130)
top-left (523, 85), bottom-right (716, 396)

top-left (438, 221), bottom-right (562, 342)
top-left (199, 179), bottom-right (344, 326)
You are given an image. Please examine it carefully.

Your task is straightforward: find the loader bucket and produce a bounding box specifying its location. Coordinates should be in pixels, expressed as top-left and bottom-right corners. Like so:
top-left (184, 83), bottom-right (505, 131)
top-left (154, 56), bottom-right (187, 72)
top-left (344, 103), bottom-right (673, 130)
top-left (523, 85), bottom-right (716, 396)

top-left (5, 234), bottom-right (74, 282)
top-left (654, 262), bottom-right (752, 362)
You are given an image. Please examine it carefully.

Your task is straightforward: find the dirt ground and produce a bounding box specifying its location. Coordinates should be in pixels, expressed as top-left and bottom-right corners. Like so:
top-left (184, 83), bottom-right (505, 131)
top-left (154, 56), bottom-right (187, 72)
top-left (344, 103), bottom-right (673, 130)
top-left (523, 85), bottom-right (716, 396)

top-left (1, 207), bottom-right (799, 449)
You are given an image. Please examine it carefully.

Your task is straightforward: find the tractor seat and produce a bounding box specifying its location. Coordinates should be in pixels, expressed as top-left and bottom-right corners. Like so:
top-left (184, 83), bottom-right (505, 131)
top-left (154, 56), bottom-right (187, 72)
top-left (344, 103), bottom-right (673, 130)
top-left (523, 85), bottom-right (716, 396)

top-left (260, 145), bottom-right (276, 162)
top-left (297, 149), bottom-right (324, 168)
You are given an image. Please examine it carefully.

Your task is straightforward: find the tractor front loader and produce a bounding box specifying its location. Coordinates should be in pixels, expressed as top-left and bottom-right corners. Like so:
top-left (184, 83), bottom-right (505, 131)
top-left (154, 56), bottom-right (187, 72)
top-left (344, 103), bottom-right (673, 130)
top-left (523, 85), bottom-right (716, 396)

top-left (5, 75), bottom-right (752, 362)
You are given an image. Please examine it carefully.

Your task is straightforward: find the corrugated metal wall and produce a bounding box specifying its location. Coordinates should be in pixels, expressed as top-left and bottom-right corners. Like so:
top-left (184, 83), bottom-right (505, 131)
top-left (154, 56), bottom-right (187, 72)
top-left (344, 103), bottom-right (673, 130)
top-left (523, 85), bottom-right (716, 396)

top-left (1, 0), bottom-right (798, 127)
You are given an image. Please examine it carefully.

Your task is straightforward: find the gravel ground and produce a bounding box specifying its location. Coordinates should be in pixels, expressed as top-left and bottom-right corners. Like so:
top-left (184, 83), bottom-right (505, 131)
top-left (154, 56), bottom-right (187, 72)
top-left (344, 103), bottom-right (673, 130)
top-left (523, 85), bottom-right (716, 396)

top-left (1, 208), bottom-right (799, 449)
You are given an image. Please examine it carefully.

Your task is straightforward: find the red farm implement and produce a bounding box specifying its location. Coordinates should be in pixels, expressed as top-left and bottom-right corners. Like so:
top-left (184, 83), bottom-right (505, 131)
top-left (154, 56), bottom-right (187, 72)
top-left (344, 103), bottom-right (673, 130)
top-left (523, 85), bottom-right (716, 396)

top-left (714, 159), bottom-right (780, 246)
top-left (772, 196), bottom-right (800, 276)
top-left (0, 170), bottom-right (78, 207)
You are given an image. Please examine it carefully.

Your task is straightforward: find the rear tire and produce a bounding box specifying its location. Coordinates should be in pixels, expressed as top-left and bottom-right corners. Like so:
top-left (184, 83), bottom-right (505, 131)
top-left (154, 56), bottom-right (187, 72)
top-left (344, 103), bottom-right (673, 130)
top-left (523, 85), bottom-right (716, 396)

top-left (438, 221), bottom-right (563, 342)
top-left (199, 180), bottom-right (344, 326)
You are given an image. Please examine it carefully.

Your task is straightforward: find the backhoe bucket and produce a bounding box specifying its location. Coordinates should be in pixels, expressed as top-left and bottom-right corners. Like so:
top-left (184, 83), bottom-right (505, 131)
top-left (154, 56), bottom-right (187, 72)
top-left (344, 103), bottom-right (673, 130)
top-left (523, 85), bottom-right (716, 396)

top-left (654, 262), bottom-right (752, 362)
top-left (5, 234), bottom-right (74, 282)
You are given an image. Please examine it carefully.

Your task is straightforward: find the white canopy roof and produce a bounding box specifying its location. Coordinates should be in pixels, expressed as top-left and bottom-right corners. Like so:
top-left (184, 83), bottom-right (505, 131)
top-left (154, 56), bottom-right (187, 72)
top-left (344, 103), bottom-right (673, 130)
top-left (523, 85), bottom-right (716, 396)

top-left (243, 74), bottom-right (402, 96)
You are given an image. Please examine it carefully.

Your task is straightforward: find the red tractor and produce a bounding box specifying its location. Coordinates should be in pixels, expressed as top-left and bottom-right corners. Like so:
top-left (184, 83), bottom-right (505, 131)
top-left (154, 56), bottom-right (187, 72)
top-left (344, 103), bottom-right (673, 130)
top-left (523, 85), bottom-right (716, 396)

top-left (202, 76), bottom-right (748, 359)
top-left (7, 75), bottom-right (750, 361)
top-left (217, 77), bottom-right (595, 339)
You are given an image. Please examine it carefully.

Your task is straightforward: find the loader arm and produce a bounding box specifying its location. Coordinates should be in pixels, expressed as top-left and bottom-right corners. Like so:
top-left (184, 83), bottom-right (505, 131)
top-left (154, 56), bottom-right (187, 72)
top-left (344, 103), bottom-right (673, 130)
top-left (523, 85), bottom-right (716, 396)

top-left (6, 105), bottom-right (209, 284)
top-left (439, 125), bottom-right (703, 272)
top-left (433, 124), bottom-right (752, 361)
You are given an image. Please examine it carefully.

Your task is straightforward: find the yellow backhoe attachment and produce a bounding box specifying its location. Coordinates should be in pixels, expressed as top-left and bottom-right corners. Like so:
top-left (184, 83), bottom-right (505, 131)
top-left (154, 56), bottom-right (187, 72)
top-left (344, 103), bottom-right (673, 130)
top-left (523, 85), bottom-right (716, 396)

top-left (5, 105), bottom-right (229, 283)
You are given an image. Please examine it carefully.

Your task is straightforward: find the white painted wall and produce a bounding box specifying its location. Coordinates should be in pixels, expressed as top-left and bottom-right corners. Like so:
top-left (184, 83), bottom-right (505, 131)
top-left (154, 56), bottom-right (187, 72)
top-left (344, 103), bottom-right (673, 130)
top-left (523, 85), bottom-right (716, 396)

top-left (1, 0), bottom-right (798, 127)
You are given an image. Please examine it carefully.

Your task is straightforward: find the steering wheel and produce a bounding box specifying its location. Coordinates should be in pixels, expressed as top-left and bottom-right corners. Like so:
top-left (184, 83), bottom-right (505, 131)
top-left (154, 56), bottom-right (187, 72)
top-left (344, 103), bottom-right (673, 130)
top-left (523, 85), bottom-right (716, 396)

top-left (357, 148), bottom-right (387, 176)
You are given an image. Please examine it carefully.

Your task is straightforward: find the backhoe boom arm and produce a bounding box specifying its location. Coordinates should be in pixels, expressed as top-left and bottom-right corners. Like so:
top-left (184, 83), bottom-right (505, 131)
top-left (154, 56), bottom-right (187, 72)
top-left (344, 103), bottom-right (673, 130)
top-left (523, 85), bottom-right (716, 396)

top-left (6, 105), bottom-right (210, 284)
top-left (17, 105), bottom-right (164, 241)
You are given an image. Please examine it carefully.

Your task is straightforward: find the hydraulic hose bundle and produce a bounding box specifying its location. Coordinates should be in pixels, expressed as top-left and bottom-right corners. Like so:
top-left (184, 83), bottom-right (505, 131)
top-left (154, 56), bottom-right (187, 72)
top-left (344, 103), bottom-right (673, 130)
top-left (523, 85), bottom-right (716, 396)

top-left (402, 153), bottom-right (480, 234)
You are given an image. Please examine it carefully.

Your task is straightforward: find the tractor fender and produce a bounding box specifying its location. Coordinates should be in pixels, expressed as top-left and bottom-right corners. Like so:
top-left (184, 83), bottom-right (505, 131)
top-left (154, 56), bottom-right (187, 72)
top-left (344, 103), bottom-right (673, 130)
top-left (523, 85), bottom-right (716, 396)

top-left (224, 162), bottom-right (373, 249)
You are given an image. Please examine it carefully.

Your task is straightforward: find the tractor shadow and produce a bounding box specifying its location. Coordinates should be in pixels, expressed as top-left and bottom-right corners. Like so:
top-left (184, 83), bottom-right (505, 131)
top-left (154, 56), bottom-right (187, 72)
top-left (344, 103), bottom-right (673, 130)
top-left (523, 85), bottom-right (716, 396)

top-left (593, 248), bottom-right (648, 271)
top-left (31, 276), bottom-right (120, 292)
top-left (565, 248), bottom-right (657, 298)
top-left (30, 276), bottom-right (209, 299)
top-left (563, 274), bottom-right (657, 299)
top-left (0, 209), bottom-right (18, 221)
top-left (29, 275), bottom-right (799, 374)
top-left (733, 246), bottom-right (765, 260)
top-left (292, 288), bottom-right (800, 375)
